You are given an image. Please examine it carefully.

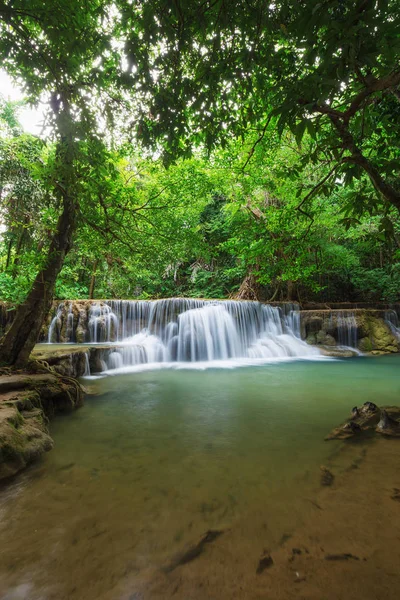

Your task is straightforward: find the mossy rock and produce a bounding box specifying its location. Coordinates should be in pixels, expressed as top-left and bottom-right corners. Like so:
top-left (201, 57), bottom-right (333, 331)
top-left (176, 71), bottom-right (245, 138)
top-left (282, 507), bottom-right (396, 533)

top-left (358, 336), bottom-right (373, 352)
top-left (305, 333), bottom-right (317, 345)
top-left (0, 405), bottom-right (53, 480)
top-left (316, 331), bottom-right (336, 346)
top-left (362, 317), bottom-right (399, 353)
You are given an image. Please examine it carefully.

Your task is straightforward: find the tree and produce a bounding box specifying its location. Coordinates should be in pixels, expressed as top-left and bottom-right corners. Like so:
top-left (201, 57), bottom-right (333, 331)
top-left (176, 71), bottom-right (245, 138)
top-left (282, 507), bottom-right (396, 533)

top-left (120, 0), bottom-right (400, 214)
top-left (0, 0), bottom-right (118, 365)
top-left (1, 0), bottom-right (400, 366)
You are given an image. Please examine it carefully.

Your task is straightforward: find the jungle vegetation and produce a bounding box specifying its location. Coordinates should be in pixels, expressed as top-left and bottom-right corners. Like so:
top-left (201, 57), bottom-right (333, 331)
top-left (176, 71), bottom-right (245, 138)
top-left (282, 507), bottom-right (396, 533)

top-left (0, 0), bottom-right (399, 364)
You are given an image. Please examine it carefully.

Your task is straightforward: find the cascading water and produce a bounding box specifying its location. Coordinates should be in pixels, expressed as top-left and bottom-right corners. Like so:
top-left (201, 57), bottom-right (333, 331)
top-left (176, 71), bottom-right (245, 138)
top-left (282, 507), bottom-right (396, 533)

top-left (385, 309), bottom-right (400, 340)
top-left (88, 303), bottom-right (119, 343)
top-left (65, 302), bottom-right (75, 342)
top-left (83, 351), bottom-right (91, 377)
top-left (336, 311), bottom-right (358, 349)
top-left (47, 299), bottom-right (320, 371)
top-left (48, 304), bottom-right (64, 344)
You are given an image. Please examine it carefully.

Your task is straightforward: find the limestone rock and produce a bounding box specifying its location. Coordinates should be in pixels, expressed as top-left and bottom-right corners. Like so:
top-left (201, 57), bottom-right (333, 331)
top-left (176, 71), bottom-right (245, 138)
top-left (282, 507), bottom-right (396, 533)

top-left (0, 404), bottom-right (53, 480)
top-left (0, 371), bottom-right (84, 480)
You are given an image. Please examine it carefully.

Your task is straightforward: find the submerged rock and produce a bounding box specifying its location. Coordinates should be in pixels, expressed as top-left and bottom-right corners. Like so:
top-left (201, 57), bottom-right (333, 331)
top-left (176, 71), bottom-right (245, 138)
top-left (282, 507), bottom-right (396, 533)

top-left (326, 403), bottom-right (400, 441)
top-left (376, 409), bottom-right (400, 437)
top-left (164, 529), bottom-right (225, 572)
top-left (320, 466), bottom-right (335, 486)
top-left (256, 552), bottom-right (274, 574)
top-left (326, 402), bottom-right (381, 440)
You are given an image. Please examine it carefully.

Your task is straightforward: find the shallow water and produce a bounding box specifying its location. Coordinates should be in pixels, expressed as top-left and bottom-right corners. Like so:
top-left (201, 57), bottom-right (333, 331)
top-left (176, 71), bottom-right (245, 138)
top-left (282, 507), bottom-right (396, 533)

top-left (1, 355), bottom-right (400, 599)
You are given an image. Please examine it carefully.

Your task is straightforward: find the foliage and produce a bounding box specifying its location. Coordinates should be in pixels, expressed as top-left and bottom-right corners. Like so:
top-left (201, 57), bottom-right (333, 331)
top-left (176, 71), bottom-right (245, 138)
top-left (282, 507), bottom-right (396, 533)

top-left (1, 0), bottom-right (400, 316)
top-left (119, 0), bottom-right (400, 214)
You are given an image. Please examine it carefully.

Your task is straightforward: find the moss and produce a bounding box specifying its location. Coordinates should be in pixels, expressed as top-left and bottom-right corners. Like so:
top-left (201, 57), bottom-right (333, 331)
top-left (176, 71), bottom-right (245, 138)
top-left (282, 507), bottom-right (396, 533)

top-left (358, 337), bottom-right (373, 352)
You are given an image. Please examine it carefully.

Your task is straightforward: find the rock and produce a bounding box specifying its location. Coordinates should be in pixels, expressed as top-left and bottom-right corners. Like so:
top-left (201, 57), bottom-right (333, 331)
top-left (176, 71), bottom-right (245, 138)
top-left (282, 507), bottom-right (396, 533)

top-left (358, 336), bottom-right (373, 352)
top-left (391, 488), bottom-right (400, 502)
top-left (364, 317), bottom-right (399, 353)
top-left (256, 552), bottom-right (274, 574)
top-left (320, 466), bottom-right (334, 486)
top-left (31, 347), bottom-right (90, 378)
top-left (316, 331), bottom-right (336, 346)
top-left (164, 530), bottom-right (225, 572)
top-left (300, 309), bottom-right (400, 355)
top-left (305, 333), bottom-right (317, 345)
top-left (326, 402), bottom-right (380, 440)
top-left (376, 409), bottom-right (400, 437)
top-left (0, 404), bottom-right (53, 480)
top-left (324, 553), bottom-right (360, 561)
top-left (0, 371), bottom-right (84, 480)
top-left (318, 346), bottom-right (358, 358)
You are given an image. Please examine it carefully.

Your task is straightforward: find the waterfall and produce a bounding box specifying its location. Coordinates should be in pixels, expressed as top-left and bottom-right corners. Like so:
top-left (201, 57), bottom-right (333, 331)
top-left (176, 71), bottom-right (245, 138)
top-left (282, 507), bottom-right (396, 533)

top-left (336, 311), bottom-right (359, 350)
top-left (65, 302), bottom-right (75, 342)
top-left (48, 304), bottom-right (63, 343)
top-left (101, 299), bottom-right (319, 371)
top-left (83, 351), bottom-right (91, 377)
top-left (385, 309), bottom-right (400, 340)
top-left (88, 303), bottom-right (119, 343)
top-left (46, 299), bottom-right (321, 371)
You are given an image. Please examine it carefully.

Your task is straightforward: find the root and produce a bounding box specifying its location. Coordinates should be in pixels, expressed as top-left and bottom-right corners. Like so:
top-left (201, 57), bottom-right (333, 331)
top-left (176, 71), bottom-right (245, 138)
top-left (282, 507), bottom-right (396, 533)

top-left (232, 274), bottom-right (260, 301)
top-left (28, 359), bottom-right (83, 402)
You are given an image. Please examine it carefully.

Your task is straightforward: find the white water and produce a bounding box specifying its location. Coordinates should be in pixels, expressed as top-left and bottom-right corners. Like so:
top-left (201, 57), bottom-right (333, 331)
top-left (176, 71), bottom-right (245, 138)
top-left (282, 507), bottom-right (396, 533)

top-left (385, 309), bottom-right (400, 340)
top-left (47, 305), bottom-right (63, 344)
top-left (47, 299), bottom-right (320, 371)
top-left (337, 311), bottom-right (359, 350)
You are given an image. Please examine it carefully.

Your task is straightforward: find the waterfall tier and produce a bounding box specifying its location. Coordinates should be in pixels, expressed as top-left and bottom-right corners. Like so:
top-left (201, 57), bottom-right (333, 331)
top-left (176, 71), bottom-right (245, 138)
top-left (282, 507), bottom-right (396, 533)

top-left (46, 299), bottom-right (319, 370)
top-left (385, 309), bottom-right (400, 340)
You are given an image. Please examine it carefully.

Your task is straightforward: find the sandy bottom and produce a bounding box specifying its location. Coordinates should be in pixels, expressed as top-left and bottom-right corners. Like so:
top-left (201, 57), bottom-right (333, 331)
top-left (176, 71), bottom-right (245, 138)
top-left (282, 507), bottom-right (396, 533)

top-left (1, 360), bottom-right (400, 599)
top-left (137, 437), bottom-right (400, 600)
top-left (1, 434), bottom-right (399, 600)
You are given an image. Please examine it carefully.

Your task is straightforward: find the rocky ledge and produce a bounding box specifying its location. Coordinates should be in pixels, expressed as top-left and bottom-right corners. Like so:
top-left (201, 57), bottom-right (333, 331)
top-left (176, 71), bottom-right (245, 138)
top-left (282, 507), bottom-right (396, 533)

top-left (301, 309), bottom-right (399, 354)
top-left (0, 370), bottom-right (83, 481)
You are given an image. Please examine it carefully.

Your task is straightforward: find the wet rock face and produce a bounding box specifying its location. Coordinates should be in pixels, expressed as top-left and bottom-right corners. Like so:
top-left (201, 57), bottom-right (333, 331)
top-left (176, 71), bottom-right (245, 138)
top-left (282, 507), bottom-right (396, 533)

top-left (301, 309), bottom-right (399, 354)
top-left (42, 301), bottom-right (92, 343)
top-left (0, 373), bottom-right (84, 481)
top-left (33, 348), bottom-right (89, 378)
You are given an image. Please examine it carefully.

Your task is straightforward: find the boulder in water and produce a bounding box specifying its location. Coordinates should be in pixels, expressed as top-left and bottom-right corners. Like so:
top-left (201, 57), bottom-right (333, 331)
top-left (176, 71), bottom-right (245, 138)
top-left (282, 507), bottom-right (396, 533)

top-left (325, 402), bottom-right (380, 440)
top-left (376, 409), bottom-right (400, 437)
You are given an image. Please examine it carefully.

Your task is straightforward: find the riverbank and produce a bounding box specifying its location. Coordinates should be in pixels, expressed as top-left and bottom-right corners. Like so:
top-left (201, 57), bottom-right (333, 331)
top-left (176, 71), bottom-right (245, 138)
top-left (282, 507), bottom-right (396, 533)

top-left (0, 367), bottom-right (83, 480)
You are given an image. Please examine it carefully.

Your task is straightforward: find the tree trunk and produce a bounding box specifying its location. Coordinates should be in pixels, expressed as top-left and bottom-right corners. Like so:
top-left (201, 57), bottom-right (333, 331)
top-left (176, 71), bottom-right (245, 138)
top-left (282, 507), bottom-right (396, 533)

top-left (0, 91), bottom-right (77, 367)
top-left (12, 226), bottom-right (26, 278)
top-left (0, 195), bottom-right (76, 366)
top-left (5, 237), bottom-right (13, 271)
top-left (88, 260), bottom-right (98, 299)
top-left (286, 280), bottom-right (294, 301)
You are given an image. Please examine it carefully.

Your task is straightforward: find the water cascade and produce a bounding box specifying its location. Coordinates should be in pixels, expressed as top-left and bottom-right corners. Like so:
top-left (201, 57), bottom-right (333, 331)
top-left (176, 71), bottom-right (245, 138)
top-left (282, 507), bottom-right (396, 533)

top-left (385, 309), bottom-right (400, 340)
top-left (83, 351), bottom-right (91, 377)
top-left (65, 302), bottom-right (75, 342)
top-left (47, 299), bottom-right (320, 371)
top-left (47, 304), bottom-right (64, 344)
top-left (336, 311), bottom-right (359, 350)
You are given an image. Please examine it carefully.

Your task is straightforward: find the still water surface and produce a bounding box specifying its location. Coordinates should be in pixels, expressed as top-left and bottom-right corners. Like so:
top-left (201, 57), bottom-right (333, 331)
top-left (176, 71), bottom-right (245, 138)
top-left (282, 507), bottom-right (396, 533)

top-left (0, 355), bottom-right (399, 599)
